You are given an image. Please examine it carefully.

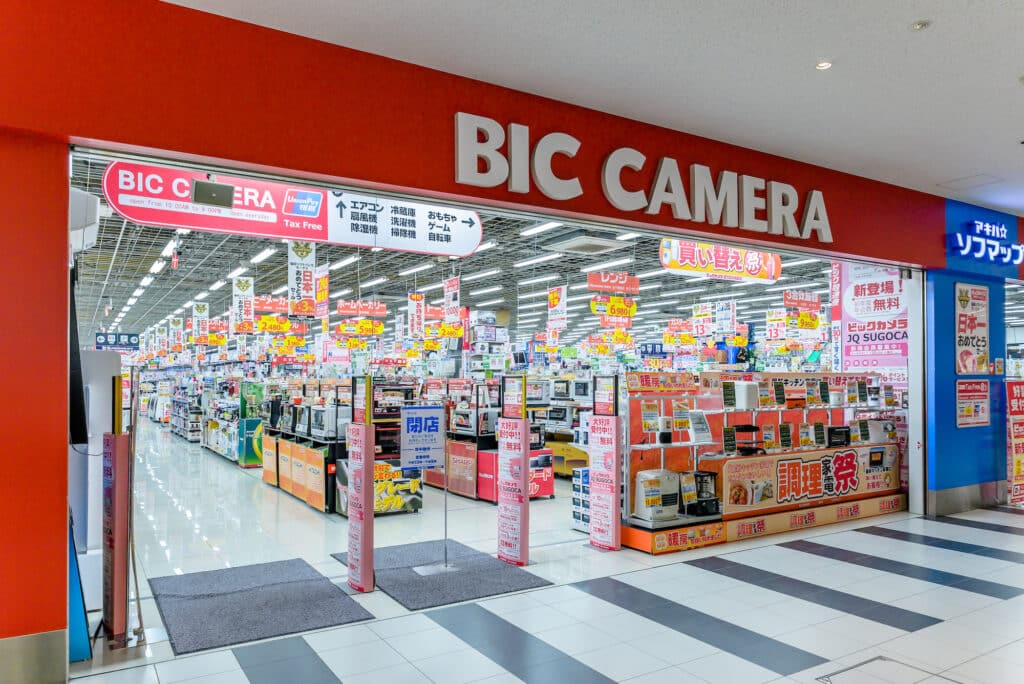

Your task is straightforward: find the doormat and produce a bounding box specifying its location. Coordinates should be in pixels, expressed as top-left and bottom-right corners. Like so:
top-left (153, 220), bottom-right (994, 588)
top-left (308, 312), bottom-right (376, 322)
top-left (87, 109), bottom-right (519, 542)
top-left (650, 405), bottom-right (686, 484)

top-left (149, 558), bottom-right (373, 655)
top-left (332, 539), bottom-right (551, 610)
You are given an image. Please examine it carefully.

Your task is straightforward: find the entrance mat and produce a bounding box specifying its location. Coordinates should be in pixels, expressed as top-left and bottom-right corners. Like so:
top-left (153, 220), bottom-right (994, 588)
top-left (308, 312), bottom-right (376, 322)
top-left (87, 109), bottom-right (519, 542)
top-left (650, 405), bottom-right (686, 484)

top-left (331, 538), bottom-right (482, 570)
top-left (333, 539), bottom-right (550, 610)
top-left (149, 558), bottom-right (373, 655)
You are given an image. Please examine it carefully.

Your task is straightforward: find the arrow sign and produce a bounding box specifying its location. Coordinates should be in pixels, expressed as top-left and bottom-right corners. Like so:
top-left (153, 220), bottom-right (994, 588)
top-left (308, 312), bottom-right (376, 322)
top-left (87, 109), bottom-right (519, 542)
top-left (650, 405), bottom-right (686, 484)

top-left (462, 217), bottom-right (475, 227)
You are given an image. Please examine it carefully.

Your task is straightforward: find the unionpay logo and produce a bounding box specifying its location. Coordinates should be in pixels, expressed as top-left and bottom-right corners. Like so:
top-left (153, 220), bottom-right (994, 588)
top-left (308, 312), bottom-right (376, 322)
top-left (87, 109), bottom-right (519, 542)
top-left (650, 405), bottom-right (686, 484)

top-left (283, 189), bottom-right (323, 218)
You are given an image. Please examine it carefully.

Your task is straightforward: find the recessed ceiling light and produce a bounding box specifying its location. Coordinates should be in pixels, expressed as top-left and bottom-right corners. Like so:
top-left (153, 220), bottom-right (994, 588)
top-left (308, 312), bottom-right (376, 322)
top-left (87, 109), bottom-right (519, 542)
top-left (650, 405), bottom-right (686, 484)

top-left (911, 19), bottom-right (931, 31)
top-left (815, 61), bottom-right (832, 71)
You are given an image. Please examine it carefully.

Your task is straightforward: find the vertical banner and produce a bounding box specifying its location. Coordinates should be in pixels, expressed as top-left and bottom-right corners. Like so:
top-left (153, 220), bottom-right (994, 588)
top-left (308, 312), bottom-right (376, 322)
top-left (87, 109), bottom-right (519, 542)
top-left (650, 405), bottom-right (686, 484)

top-left (346, 421), bottom-right (375, 593)
top-left (497, 417), bottom-right (530, 566)
top-left (588, 414), bottom-right (622, 550)
top-left (547, 285), bottom-right (567, 329)
top-left (955, 282), bottom-right (990, 375)
top-left (232, 276), bottom-right (255, 333)
top-left (314, 264), bottom-right (330, 319)
top-left (443, 276), bottom-right (461, 324)
top-left (191, 303), bottom-right (209, 345)
top-left (169, 316), bottom-right (184, 352)
top-left (394, 312), bottom-right (404, 347)
top-left (1008, 382), bottom-right (1024, 505)
top-left (288, 241), bottom-right (317, 317)
top-left (407, 292), bottom-right (425, 339)
top-left (102, 433), bottom-right (130, 646)
top-left (156, 325), bottom-right (168, 356)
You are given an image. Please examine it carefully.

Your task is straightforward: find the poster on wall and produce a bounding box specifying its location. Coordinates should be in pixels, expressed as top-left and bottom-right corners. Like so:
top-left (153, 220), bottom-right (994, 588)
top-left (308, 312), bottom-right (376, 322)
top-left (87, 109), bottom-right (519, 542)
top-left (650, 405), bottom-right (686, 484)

top-left (956, 380), bottom-right (990, 428)
top-left (232, 276), bottom-right (255, 333)
top-left (836, 263), bottom-right (910, 388)
top-left (288, 241), bottom-right (317, 317)
top-left (1006, 381), bottom-right (1024, 505)
top-left (955, 282), bottom-right (990, 374)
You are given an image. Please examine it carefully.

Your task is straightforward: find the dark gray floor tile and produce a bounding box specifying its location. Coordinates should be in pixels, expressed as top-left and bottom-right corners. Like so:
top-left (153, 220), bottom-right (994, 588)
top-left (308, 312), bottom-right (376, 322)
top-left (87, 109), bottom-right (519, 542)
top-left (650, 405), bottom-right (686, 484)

top-left (931, 515), bottom-right (1024, 536)
top-left (233, 636), bottom-right (315, 667)
top-left (854, 526), bottom-right (1024, 564)
top-left (240, 653), bottom-right (341, 684)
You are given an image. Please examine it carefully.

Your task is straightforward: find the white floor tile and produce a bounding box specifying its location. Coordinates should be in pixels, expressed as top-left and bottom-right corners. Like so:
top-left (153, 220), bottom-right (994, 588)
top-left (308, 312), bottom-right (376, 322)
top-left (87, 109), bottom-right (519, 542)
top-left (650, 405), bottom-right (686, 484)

top-left (525, 584), bottom-right (586, 605)
top-left (947, 653), bottom-right (1021, 684)
top-left (549, 595), bottom-right (625, 621)
top-left (369, 614), bottom-right (439, 639)
top-left (575, 641), bottom-right (671, 681)
top-left (154, 651), bottom-right (240, 683)
top-left (341, 662), bottom-right (433, 684)
top-left (412, 648), bottom-right (505, 683)
top-left (533, 622), bottom-right (621, 655)
top-left (303, 624), bottom-right (380, 652)
top-left (498, 604), bottom-right (579, 633)
top-left (590, 610), bottom-right (666, 640)
top-left (319, 639), bottom-right (406, 677)
top-left (74, 666), bottom-right (160, 684)
top-left (622, 665), bottom-right (711, 683)
top-left (774, 625), bottom-right (872, 660)
top-left (678, 651), bottom-right (780, 684)
top-left (385, 627), bottom-right (470, 661)
top-left (178, 670), bottom-right (250, 684)
top-left (626, 629), bottom-right (719, 664)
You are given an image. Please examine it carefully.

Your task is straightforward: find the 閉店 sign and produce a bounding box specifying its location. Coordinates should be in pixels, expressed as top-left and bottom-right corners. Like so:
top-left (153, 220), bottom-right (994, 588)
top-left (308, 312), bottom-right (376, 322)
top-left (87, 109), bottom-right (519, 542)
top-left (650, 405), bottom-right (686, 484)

top-left (455, 112), bottom-right (833, 243)
top-left (102, 160), bottom-right (482, 258)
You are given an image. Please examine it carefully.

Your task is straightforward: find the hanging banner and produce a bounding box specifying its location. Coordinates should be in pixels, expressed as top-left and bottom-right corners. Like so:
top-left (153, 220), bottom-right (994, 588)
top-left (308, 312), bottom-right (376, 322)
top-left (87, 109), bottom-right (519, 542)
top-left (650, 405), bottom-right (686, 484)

top-left (407, 292), bottom-right (425, 339)
top-left (587, 271), bottom-right (640, 294)
top-left (588, 415), bottom-right (622, 551)
top-left (334, 319), bottom-right (385, 336)
top-left (660, 238), bottom-right (781, 281)
top-left (496, 417), bottom-right (530, 566)
top-left (399, 405), bottom-right (445, 469)
top-left (254, 294), bottom-right (290, 313)
top-left (547, 285), bottom-right (567, 330)
top-left (1007, 381), bottom-right (1024, 505)
top-left (102, 160), bottom-right (482, 257)
top-left (714, 301), bottom-right (736, 334)
top-left (600, 315), bottom-right (632, 329)
top-left (784, 290), bottom-right (822, 311)
top-left (394, 313), bottom-right (404, 346)
top-left (589, 295), bottom-right (636, 317)
top-left (288, 241), bottom-right (317, 317)
top-left (955, 282), bottom-right (990, 375)
top-left (443, 276), bottom-right (461, 323)
top-left (692, 303), bottom-right (713, 336)
top-left (207, 332), bottom-right (227, 346)
top-left (425, 304), bottom-right (444, 321)
top-left (836, 263), bottom-right (910, 387)
top-left (336, 299), bottom-right (389, 317)
top-left (169, 317), bottom-right (184, 353)
top-left (191, 303), bottom-right (209, 345)
top-left (155, 325), bottom-right (168, 356)
top-left (208, 319), bottom-right (229, 333)
top-left (256, 315), bottom-right (292, 333)
top-left (765, 308), bottom-right (787, 340)
top-left (956, 380), bottom-right (990, 428)
top-left (314, 264), bottom-right (330, 319)
top-left (232, 276), bottom-right (255, 333)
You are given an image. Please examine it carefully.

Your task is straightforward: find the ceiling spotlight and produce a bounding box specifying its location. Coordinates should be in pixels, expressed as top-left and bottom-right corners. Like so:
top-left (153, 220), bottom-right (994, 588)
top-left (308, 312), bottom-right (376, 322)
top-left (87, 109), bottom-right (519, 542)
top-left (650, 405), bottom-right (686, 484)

top-left (815, 61), bottom-right (832, 71)
top-left (911, 19), bottom-right (931, 31)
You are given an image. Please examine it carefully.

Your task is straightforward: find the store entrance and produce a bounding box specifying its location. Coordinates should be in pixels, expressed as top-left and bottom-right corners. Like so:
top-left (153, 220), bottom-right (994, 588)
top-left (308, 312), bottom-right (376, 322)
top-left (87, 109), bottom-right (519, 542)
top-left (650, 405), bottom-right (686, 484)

top-left (69, 149), bottom-right (923, 654)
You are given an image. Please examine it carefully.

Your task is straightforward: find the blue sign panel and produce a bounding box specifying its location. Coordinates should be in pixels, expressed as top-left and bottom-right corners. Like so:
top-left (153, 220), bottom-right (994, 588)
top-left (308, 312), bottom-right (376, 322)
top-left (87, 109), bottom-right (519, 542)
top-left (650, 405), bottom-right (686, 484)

top-left (400, 405), bottom-right (445, 469)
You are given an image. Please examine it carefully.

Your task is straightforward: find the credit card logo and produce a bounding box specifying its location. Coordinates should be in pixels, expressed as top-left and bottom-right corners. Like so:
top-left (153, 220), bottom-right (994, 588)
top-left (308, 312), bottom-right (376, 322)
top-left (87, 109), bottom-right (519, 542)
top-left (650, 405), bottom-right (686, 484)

top-left (283, 189), bottom-right (323, 217)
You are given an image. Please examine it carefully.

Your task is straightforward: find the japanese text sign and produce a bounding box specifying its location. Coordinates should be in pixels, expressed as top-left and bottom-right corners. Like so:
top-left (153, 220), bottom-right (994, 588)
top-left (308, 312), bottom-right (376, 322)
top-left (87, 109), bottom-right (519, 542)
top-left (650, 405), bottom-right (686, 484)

top-left (232, 276), bottom-right (255, 333)
top-left (587, 271), bottom-right (639, 294)
top-left (660, 238), bottom-right (781, 281)
top-left (955, 282), bottom-right (990, 374)
top-left (547, 285), bottom-right (567, 330)
top-left (496, 417), bottom-right (530, 566)
top-left (287, 241), bottom-right (317, 317)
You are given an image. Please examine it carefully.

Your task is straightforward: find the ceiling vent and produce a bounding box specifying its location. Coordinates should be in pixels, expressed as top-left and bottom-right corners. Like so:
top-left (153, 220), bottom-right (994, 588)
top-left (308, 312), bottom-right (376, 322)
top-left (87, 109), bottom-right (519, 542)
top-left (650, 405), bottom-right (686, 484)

top-left (541, 230), bottom-right (628, 255)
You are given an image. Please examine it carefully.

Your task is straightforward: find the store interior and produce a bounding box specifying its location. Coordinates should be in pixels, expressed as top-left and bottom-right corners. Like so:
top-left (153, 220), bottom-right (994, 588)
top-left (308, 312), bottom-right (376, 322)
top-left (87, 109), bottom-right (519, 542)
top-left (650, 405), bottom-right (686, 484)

top-left (70, 151), bottom-right (917, 656)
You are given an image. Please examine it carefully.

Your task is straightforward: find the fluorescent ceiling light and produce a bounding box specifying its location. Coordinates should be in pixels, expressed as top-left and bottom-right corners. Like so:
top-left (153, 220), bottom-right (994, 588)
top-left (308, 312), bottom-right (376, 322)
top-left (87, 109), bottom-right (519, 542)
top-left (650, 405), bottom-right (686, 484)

top-left (476, 298), bottom-right (505, 307)
top-left (521, 221), bottom-right (562, 236)
top-left (514, 253), bottom-right (563, 269)
top-left (565, 304), bottom-right (588, 311)
top-left (121, 306), bottom-right (130, 313)
top-left (474, 241), bottom-right (497, 254)
top-left (580, 257), bottom-right (633, 273)
top-left (399, 263), bottom-right (433, 276)
top-left (174, 308), bottom-right (183, 314)
top-left (183, 300), bottom-right (194, 307)
top-left (429, 298), bottom-right (444, 305)
top-left (209, 280), bottom-right (227, 291)
top-left (271, 285), bottom-right (288, 295)
top-left (810, 288), bottom-right (830, 294)
top-left (126, 297), bottom-right (138, 305)
top-left (160, 239), bottom-right (176, 258)
top-left (518, 290), bottom-right (548, 300)
top-left (638, 284), bottom-right (660, 291)
top-left (731, 281), bottom-right (756, 287)
top-left (566, 293), bottom-right (594, 302)
top-left (738, 295), bottom-right (783, 303)
top-left (659, 288), bottom-right (704, 297)
top-left (519, 274), bottom-right (558, 286)
top-left (226, 266), bottom-right (248, 279)
top-left (140, 276), bottom-right (154, 287)
top-left (330, 288), bottom-right (353, 299)
top-left (149, 260), bottom-right (166, 274)
top-left (463, 268), bottom-right (501, 282)
top-left (329, 255), bottom-right (360, 271)
top-left (518, 301), bottom-right (547, 310)
top-left (616, 232), bottom-right (641, 241)
top-left (370, 247), bottom-right (383, 252)
top-left (637, 268), bottom-right (668, 279)
top-left (132, 288), bottom-right (145, 297)
top-left (249, 248), bottom-right (277, 264)
top-left (700, 292), bottom-right (739, 301)
top-left (360, 277), bottom-right (388, 288)
top-left (417, 282), bottom-right (445, 293)
top-left (194, 291), bottom-right (209, 300)
top-left (568, 282), bottom-right (590, 291)
top-left (641, 300), bottom-right (678, 308)
top-left (782, 258), bottom-right (819, 268)
top-left (471, 286), bottom-right (502, 296)
top-left (175, 229), bottom-right (191, 235)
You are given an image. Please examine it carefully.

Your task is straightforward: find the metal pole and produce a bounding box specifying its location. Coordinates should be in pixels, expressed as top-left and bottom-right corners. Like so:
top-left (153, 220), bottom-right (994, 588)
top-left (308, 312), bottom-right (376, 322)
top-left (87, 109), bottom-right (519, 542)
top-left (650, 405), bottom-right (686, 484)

top-left (443, 402), bottom-right (450, 568)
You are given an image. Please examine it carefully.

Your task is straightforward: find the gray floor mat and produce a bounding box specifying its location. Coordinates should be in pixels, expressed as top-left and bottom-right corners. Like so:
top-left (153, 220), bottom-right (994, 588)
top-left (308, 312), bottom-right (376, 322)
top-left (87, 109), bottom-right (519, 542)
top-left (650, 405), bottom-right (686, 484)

top-left (149, 558), bottom-right (373, 654)
top-left (331, 538), bottom-right (483, 570)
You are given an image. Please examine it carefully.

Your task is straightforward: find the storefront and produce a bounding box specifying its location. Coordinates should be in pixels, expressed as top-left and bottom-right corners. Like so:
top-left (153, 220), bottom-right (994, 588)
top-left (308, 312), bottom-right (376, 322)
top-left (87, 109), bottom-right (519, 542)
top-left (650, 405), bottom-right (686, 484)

top-left (1, 1), bottom-right (1020, 677)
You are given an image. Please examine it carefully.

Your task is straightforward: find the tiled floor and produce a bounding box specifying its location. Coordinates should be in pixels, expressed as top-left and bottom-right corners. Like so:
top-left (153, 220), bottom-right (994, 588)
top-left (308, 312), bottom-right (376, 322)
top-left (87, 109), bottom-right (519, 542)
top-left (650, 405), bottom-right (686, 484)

top-left (73, 421), bottom-right (1024, 682)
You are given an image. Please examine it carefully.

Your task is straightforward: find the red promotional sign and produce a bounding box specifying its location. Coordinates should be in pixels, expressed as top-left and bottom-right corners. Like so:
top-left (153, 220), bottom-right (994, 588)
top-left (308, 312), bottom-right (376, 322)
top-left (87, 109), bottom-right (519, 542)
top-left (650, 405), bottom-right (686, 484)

top-left (374, 357), bottom-right (408, 367)
top-left (208, 319), bottom-right (229, 332)
top-left (336, 299), bottom-right (388, 317)
top-left (425, 304), bottom-right (444, 321)
top-left (587, 271), bottom-right (640, 294)
top-left (783, 290), bottom-right (822, 311)
top-left (254, 295), bottom-right (289, 313)
top-left (102, 160), bottom-right (328, 241)
top-left (600, 315), bottom-right (632, 329)
top-left (668, 318), bottom-right (692, 332)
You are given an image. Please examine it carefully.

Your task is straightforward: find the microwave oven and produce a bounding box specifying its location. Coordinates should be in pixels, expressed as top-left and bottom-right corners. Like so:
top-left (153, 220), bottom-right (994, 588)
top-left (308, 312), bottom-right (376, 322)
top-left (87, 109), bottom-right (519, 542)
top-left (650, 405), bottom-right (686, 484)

top-left (551, 380), bottom-right (571, 400)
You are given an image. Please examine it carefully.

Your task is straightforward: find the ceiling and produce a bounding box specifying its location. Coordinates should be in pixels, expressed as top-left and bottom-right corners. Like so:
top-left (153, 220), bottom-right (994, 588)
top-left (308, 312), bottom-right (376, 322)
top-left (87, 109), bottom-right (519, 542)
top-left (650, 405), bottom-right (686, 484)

top-left (165, 0), bottom-right (1024, 217)
top-left (72, 153), bottom-right (835, 346)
